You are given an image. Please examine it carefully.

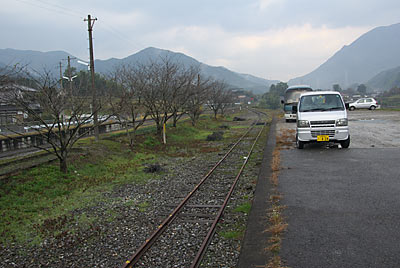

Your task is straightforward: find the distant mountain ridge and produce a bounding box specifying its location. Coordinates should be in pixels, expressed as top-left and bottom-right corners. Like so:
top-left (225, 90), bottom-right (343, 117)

top-left (94, 47), bottom-right (278, 93)
top-left (289, 23), bottom-right (400, 90)
top-left (0, 48), bottom-right (77, 72)
top-left (366, 66), bottom-right (400, 91)
top-left (0, 47), bottom-right (277, 94)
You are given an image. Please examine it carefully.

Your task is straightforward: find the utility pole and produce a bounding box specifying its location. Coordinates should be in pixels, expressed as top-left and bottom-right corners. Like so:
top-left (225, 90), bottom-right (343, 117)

top-left (84, 14), bottom-right (99, 140)
top-left (59, 62), bottom-right (63, 89)
top-left (66, 56), bottom-right (77, 96)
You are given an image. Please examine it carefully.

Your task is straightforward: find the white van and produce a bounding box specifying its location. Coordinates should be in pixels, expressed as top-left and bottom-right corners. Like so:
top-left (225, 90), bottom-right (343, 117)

top-left (294, 91), bottom-right (350, 149)
top-left (282, 85), bottom-right (313, 122)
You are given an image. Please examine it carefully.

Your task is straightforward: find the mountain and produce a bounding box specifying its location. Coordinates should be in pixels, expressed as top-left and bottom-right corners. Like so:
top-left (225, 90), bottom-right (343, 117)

top-left (289, 23), bottom-right (400, 90)
top-left (0, 48), bottom-right (80, 74)
top-left (0, 47), bottom-right (276, 94)
top-left (366, 66), bottom-right (400, 91)
top-left (94, 47), bottom-right (277, 93)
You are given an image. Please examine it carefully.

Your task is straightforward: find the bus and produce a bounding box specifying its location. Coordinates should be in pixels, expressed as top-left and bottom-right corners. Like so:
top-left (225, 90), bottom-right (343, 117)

top-left (282, 85), bottom-right (313, 122)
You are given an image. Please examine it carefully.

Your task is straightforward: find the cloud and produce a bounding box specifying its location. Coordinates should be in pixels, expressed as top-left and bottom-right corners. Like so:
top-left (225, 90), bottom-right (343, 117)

top-left (99, 10), bottom-right (147, 27)
top-left (1, 0), bottom-right (393, 82)
top-left (256, 0), bottom-right (285, 10)
top-left (138, 23), bottom-right (369, 81)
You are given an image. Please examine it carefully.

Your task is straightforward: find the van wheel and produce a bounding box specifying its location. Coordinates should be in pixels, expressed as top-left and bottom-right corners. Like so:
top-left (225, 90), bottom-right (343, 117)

top-left (340, 136), bottom-right (350, 148)
top-left (296, 135), bottom-right (304, 149)
top-left (349, 106), bottom-right (355, 111)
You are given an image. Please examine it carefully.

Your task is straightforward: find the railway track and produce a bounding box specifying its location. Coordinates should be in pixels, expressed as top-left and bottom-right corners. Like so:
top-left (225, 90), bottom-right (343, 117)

top-left (121, 109), bottom-right (267, 268)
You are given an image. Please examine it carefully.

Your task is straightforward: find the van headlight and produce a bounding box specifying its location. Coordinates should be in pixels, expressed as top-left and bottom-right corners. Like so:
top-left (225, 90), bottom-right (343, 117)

top-left (297, 120), bottom-right (310, 128)
top-left (336, 118), bottom-right (348, 126)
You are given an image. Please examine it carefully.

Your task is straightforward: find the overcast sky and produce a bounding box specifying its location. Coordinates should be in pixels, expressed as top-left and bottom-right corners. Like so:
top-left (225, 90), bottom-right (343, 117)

top-left (1, 0), bottom-right (399, 81)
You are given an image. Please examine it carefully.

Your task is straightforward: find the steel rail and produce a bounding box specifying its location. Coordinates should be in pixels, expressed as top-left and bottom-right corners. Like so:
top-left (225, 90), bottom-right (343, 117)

top-left (190, 120), bottom-right (267, 268)
top-left (121, 120), bottom-right (258, 268)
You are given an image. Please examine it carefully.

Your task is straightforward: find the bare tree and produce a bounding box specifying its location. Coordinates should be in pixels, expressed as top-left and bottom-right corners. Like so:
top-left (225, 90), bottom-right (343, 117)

top-left (141, 57), bottom-right (187, 136)
top-left (207, 80), bottom-right (230, 119)
top-left (186, 74), bottom-right (212, 126)
top-left (109, 65), bottom-right (149, 150)
top-left (219, 88), bottom-right (234, 117)
top-left (0, 64), bottom-right (29, 86)
top-left (169, 65), bottom-right (201, 127)
top-left (1, 70), bottom-right (104, 173)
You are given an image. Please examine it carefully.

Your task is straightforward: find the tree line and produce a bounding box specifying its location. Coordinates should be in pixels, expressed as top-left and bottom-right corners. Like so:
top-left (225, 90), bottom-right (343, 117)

top-left (0, 58), bottom-right (235, 173)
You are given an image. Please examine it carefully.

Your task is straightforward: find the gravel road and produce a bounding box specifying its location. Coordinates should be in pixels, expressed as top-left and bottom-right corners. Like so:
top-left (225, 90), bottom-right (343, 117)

top-left (277, 110), bottom-right (400, 149)
top-left (348, 110), bottom-right (400, 148)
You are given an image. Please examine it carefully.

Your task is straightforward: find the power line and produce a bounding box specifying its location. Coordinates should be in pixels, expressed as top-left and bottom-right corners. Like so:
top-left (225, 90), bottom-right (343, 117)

top-left (13, 0), bottom-right (148, 58)
top-left (13, 0), bottom-right (82, 18)
top-left (21, 0), bottom-right (145, 50)
top-left (98, 22), bottom-right (145, 52)
top-left (33, 0), bottom-right (84, 17)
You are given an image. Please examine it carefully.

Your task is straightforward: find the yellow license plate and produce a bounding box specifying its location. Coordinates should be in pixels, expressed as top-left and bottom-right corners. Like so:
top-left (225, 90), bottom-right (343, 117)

top-left (317, 135), bottom-right (329, 141)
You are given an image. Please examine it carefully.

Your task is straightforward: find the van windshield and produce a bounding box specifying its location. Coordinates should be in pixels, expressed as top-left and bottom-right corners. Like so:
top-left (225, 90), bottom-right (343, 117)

top-left (284, 104), bottom-right (293, 112)
top-left (299, 94), bottom-right (344, 112)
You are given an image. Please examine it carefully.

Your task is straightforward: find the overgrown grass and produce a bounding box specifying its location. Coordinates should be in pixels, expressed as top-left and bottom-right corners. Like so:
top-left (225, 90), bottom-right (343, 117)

top-left (230, 125), bottom-right (250, 129)
top-left (0, 165), bottom-right (74, 244)
top-left (162, 118), bottom-right (229, 155)
top-left (137, 201), bottom-right (150, 212)
top-left (234, 201), bottom-right (252, 214)
top-left (219, 228), bottom-right (244, 239)
top-left (0, 140), bottom-right (158, 245)
top-left (0, 111), bottom-right (261, 246)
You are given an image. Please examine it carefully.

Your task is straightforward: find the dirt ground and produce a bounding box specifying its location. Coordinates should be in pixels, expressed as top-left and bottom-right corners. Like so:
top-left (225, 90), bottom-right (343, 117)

top-left (277, 110), bottom-right (400, 149)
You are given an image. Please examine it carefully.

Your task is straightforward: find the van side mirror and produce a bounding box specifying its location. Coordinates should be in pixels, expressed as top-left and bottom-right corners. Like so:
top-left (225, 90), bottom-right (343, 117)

top-left (292, 106), bottom-right (297, 112)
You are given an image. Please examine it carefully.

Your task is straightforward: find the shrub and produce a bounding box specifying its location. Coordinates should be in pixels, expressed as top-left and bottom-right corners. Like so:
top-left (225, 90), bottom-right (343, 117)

top-left (206, 131), bottom-right (224, 141)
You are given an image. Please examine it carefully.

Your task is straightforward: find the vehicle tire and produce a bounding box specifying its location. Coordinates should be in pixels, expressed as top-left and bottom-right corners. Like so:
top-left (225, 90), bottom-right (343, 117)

top-left (296, 135), bottom-right (304, 149)
top-left (340, 136), bottom-right (350, 148)
top-left (369, 105), bottom-right (376, 110)
top-left (349, 106), bottom-right (355, 111)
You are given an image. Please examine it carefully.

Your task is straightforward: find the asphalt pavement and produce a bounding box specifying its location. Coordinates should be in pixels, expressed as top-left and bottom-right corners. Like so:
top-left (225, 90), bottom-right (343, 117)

top-left (239, 111), bottom-right (400, 267)
top-left (279, 147), bottom-right (400, 268)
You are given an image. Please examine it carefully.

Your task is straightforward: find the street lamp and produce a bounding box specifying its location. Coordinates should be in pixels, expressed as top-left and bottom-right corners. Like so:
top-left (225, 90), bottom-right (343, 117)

top-left (63, 75), bottom-right (77, 82)
top-left (77, 60), bottom-right (90, 70)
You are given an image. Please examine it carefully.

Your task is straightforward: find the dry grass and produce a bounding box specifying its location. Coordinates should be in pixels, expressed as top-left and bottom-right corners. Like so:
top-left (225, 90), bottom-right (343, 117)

top-left (270, 173), bottom-right (278, 187)
top-left (276, 129), bottom-right (296, 149)
top-left (270, 194), bottom-right (282, 203)
top-left (271, 150), bottom-right (280, 172)
top-left (268, 205), bottom-right (287, 213)
top-left (266, 241), bottom-right (281, 253)
top-left (264, 131), bottom-right (289, 268)
top-left (266, 222), bottom-right (288, 236)
top-left (265, 256), bottom-right (289, 268)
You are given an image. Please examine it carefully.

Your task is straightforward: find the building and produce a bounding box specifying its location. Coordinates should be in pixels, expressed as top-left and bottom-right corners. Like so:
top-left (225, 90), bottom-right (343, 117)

top-left (0, 84), bottom-right (40, 129)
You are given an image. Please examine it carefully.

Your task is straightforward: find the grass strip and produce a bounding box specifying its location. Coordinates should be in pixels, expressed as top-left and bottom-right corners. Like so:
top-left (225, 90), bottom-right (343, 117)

top-left (264, 127), bottom-right (290, 268)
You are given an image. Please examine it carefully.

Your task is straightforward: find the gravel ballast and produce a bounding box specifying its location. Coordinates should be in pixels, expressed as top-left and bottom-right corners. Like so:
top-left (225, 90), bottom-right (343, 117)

top-left (0, 110), bottom-right (270, 268)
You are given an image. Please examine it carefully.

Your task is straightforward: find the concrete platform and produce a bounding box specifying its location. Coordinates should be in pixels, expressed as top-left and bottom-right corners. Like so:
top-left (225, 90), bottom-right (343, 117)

top-left (237, 117), bottom-right (276, 268)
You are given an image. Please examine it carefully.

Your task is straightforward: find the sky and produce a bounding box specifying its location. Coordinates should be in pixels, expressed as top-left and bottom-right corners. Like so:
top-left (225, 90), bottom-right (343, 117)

top-left (1, 0), bottom-right (400, 81)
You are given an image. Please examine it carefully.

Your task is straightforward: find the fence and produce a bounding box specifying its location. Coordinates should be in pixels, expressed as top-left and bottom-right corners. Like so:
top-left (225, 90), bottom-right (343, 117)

top-left (0, 121), bottom-right (123, 153)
